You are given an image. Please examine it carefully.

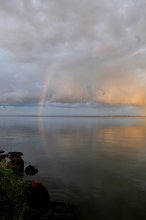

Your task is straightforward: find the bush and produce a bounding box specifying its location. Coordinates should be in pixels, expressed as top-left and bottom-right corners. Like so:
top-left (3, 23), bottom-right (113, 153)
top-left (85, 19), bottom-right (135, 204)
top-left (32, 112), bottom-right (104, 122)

top-left (0, 161), bottom-right (28, 220)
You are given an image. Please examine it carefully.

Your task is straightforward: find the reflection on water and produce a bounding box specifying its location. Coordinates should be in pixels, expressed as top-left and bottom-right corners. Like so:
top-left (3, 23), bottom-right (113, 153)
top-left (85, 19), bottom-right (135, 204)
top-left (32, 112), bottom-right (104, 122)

top-left (1, 117), bottom-right (146, 219)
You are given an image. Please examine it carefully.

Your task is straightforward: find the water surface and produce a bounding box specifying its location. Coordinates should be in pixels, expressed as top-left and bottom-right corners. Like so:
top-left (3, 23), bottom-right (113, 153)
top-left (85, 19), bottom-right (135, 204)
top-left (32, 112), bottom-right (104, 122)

top-left (1, 116), bottom-right (146, 219)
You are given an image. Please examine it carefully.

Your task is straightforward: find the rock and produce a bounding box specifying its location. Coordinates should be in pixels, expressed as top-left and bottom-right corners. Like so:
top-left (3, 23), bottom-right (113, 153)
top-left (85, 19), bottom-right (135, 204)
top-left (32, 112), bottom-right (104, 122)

top-left (7, 155), bottom-right (24, 176)
top-left (8, 151), bottom-right (23, 158)
top-left (25, 165), bottom-right (38, 176)
top-left (25, 182), bottom-right (76, 219)
top-left (0, 154), bottom-right (8, 161)
top-left (0, 150), bottom-right (5, 154)
top-left (25, 181), bottom-right (50, 213)
top-left (7, 151), bottom-right (24, 175)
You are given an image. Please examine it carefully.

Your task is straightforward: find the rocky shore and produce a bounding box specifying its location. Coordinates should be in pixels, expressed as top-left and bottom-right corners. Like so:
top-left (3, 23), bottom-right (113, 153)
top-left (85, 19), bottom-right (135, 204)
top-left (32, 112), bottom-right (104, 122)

top-left (0, 149), bottom-right (76, 220)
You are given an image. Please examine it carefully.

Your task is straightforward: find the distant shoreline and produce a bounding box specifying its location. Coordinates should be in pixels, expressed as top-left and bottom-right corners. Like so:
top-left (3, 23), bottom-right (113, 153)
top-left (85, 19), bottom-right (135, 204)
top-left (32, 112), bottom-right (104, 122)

top-left (0, 115), bottom-right (145, 118)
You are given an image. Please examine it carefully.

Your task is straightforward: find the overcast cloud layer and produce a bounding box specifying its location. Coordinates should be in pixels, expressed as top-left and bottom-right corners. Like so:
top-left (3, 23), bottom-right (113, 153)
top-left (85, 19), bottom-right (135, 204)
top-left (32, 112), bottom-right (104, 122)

top-left (0, 0), bottom-right (146, 106)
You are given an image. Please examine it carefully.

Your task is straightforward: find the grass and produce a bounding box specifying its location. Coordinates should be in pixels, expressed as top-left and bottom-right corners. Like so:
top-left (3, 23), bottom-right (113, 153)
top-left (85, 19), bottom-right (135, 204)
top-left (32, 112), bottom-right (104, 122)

top-left (0, 161), bottom-right (28, 220)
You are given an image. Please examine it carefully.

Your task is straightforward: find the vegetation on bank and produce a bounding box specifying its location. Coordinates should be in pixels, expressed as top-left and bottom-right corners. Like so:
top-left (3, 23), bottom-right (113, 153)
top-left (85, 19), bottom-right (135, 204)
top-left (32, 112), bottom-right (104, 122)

top-left (0, 161), bottom-right (27, 220)
top-left (0, 152), bottom-right (75, 220)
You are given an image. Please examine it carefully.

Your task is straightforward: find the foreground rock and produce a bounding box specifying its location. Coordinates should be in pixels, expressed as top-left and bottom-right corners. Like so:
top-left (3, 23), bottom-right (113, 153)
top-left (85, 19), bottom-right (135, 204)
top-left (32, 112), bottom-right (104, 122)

top-left (8, 151), bottom-right (23, 158)
top-left (25, 181), bottom-right (75, 220)
top-left (0, 154), bottom-right (8, 161)
top-left (26, 180), bottom-right (50, 213)
top-left (7, 151), bottom-right (24, 176)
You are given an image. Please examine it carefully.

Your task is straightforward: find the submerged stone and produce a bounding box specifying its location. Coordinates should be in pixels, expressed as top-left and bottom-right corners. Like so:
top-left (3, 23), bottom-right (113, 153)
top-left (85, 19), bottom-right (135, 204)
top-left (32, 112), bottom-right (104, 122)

top-left (25, 165), bottom-right (38, 176)
top-left (44, 201), bottom-right (76, 220)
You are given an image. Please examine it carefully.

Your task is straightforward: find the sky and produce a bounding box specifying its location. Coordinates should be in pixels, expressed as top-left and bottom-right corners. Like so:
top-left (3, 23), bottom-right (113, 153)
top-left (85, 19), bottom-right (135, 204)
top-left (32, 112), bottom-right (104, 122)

top-left (0, 0), bottom-right (146, 106)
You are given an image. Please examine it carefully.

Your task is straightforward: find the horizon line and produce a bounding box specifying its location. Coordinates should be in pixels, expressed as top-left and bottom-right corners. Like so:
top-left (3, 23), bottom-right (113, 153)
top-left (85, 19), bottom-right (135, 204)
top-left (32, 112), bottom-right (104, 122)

top-left (0, 115), bottom-right (145, 118)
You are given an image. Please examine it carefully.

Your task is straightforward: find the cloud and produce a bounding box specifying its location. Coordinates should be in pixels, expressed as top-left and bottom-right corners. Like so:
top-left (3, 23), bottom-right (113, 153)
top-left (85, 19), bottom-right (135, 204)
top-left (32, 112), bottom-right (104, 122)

top-left (0, 0), bottom-right (146, 105)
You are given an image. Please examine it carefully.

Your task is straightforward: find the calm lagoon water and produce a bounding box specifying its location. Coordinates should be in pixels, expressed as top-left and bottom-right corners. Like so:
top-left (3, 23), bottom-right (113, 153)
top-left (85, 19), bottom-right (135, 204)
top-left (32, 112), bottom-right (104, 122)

top-left (1, 116), bottom-right (146, 219)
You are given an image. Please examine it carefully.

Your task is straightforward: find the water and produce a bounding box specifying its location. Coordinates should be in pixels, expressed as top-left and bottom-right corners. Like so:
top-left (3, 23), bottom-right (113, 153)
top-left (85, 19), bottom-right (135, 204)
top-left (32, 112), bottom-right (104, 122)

top-left (1, 116), bottom-right (146, 219)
